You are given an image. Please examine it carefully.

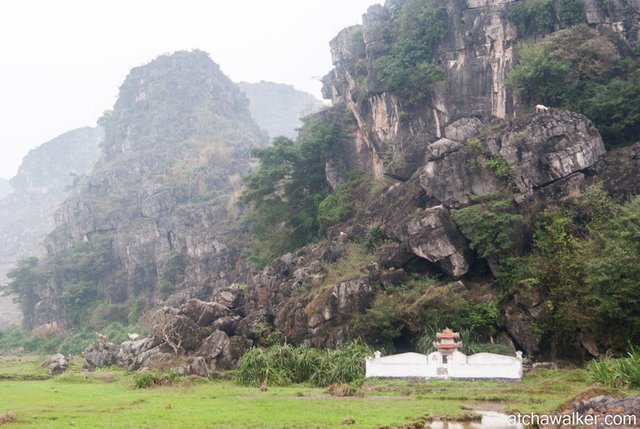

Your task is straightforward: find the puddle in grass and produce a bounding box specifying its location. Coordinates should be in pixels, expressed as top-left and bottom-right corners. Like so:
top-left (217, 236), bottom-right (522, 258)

top-left (426, 411), bottom-right (524, 429)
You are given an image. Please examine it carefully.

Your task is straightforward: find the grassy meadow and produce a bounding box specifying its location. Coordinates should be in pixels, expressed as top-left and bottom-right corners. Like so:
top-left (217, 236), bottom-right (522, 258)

top-left (0, 354), bottom-right (622, 428)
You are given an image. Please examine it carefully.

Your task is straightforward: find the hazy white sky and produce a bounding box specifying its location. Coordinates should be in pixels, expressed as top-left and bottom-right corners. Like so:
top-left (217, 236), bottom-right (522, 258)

top-left (0, 0), bottom-right (379, 179)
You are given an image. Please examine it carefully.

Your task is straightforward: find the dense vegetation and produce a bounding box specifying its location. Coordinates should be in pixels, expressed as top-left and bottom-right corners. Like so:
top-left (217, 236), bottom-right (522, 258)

top-left (498, 187), bottom-right (640, 354)
top-left (235, 341), bottom-right (372, 387)
top-left (374, 0), bottom-right (448, 103)
top-left (587, 346), bottom-right (640, 389)
top-left (508, 25), bottom-right (640, 146)
top-left (508, 0), bottom-right (586, 39)
top-left (3, 237), bottom-right (120, 329)
top-left (240, 117), bottom-right (354, 267)
top-left (358, 278), bottom-right (500, 352)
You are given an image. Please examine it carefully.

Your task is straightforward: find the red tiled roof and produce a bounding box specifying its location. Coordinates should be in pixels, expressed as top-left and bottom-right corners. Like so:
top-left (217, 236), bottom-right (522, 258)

top-left (436, 329), bottom-right (460, 339)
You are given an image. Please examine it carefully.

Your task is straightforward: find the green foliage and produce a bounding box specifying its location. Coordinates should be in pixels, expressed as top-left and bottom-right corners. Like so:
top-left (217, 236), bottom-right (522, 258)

top-left (586, 346), bottom-right (640, 389)
top-left (133, 371), bottom-right (163, 389)
top-left (364, 223), bottom-right (388, 250)
top-left (579, 71), bottom-right (640, 146)
top-left (3, 257), bottom-right (45, 327)
top-left (317, 180), bottom-right (356, 235)
top-left (241, 118), bottom-right (343, 267)
top-left (4, 239), bottom-right (118, 329)
top-left (452, 194), bottom-right (523, 259)
top-left (558, 0), bottom-right (586, 27)
top-left (508, 0), bottom-right (555, 39)
top-left (508, 42), bottom-right (571, 106)
top-left (159, 252), bottom-right (187, 295)
top-left (235, 340), bottom-right (372, 387)
top-left (508, 26), bottom-right (640, 147)
top-left (361, 279), bottom-right (499, 350)
top-left (502, 189), bottom-right (640, 352)
top-left (375, 0), bottom-right (448, 103)
top-left (485, 155), bottom-right (512, 183)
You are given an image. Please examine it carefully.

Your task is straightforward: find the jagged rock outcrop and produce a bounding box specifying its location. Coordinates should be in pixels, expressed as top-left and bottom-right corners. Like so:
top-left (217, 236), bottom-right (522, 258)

top-left (99, 296), bottom-right (252, 372)
top-left (241, 243), bottom-right (378, 348)
top-left (237, 81), bottom-right (324, 140)
top-left (483, 110), bottom-right (606, 193)
top-left (83, 341), bottom-right (119, 370)
top-left (406, 206), bottom-right (473, 277)
top-left (45, 354), bottom-right (68, 375)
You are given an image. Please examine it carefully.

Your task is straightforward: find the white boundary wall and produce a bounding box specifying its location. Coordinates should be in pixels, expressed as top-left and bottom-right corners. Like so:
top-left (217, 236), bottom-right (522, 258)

top-left (366, 350), bottom-right (523, 379)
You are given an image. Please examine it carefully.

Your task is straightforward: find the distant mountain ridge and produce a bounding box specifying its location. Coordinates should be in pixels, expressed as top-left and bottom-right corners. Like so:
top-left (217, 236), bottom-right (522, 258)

top-left (238, 81), bottom-right (323, 140)
top-left (0, 179), bottom-right (10, 200)
top-left (0, 126), bottom-right (103, 327)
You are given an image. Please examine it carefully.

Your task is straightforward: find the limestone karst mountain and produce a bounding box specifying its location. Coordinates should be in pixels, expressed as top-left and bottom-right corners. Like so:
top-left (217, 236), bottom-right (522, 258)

top-left (6, 0), bottom-right (640, 363)
top-left (16, 50), bottom-right (266, 329)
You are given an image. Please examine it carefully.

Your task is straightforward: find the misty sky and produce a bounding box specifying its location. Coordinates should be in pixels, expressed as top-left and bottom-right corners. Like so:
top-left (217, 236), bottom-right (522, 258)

top-left (0, 0), bottom-right (379, 180)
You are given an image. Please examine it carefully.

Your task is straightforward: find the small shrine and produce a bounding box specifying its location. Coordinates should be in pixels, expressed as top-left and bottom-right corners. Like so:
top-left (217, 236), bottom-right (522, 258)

top-left (433, 328), bottom-right (462, 363)
top-left (365, 328), bottom-right (523, 380)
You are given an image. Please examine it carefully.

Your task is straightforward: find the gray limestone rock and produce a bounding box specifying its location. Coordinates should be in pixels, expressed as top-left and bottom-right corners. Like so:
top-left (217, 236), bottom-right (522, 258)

top-left (83, 341), bottom-right (119, 370)
top-left (46, 353), bottom-right (68, 375)
top-left (407, 206), bottom-right (473, 278)
top-left (484, 110), bottom-right (605, 192)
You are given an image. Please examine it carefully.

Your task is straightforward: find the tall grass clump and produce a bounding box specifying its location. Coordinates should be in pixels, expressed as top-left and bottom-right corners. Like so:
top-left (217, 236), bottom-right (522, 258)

top-left (586, 346), bottom-right (640, 389)
top-left (235, 340), bottom-right (372, 387)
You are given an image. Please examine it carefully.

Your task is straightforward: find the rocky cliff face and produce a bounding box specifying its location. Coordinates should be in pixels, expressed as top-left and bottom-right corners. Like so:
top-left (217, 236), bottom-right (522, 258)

top-left (29, 51), bottom-right (265, 328)
top-left (0, 127), bottom-right (102, 327)
top-left (237, 81), bottom-right (324, 140)
top-left (321, 0), bottom-right (639, 179)
top-left (234, 0), bottom-right (639, 359)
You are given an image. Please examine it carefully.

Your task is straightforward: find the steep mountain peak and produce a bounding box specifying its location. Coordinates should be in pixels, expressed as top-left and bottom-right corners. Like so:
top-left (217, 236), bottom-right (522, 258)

top-left (100, 50), bottom-right (264, 161)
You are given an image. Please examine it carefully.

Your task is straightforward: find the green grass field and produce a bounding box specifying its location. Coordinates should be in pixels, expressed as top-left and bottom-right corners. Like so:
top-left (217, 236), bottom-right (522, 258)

top-left (0, 355), bottom-right (619, 428)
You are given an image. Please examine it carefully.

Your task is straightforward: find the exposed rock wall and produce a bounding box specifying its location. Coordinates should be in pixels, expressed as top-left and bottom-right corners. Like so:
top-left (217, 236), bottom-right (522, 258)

top-left (321, 0), bottom-right (639, 179)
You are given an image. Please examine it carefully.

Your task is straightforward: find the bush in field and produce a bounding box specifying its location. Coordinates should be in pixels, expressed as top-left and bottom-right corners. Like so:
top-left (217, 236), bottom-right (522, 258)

top-left (133, 369), bottom-right (183, 389)
top-left (235, 340), bottom-right (372, 387)
top-left (586, 346), bottom-right (640, 389)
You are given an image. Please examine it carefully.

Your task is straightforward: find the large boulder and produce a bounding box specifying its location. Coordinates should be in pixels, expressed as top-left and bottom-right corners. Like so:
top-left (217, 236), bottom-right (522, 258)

top-left (175, 356), bottom-right (209, 377)
top-left (212, 285), bottom-right (245, 310)
top-left (418, 139), bottom-right (500, 208)
top-left (503, 303), bottom-right (542, 355)
top-left (406, 206), bottom-right (473, 278)
top-left (83, 341), bottom-right (119, 370)
top-left (46, 353), bottom-right (68, 375)
top-left (178, 299), bottom-right (233, 327)
top-left (118, 337), bottom-right (161, 367)
top-left (484, 110), bottom-right (605, 192)
top-left (195, 329), bottom-right (248, 370)
top-left (195, 330), bottom-right (230, 363)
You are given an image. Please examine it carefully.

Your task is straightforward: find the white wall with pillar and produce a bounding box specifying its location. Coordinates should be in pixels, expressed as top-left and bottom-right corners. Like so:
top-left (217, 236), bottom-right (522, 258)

top-left (365, 350), bottom-right (523, 380)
